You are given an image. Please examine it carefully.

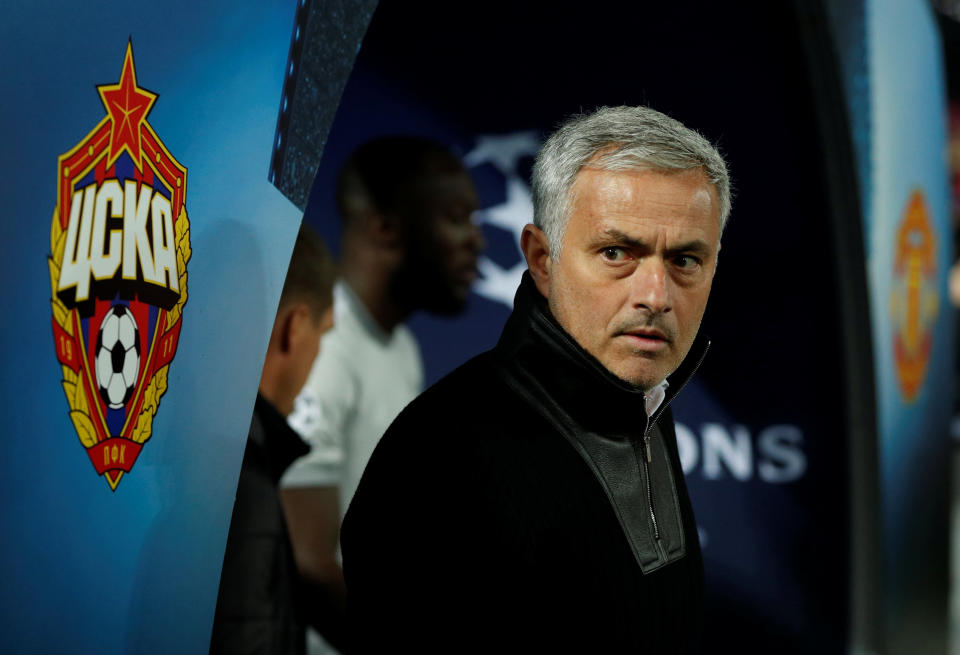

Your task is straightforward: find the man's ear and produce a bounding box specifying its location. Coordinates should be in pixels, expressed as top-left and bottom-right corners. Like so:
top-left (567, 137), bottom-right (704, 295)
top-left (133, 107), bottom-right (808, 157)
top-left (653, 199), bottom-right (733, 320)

top-left (366, 211), bottom-right (402, 247)
top-left (521, 224), bottom-right (552, 298)
top-left (276, 303), bottom-right (311, 354)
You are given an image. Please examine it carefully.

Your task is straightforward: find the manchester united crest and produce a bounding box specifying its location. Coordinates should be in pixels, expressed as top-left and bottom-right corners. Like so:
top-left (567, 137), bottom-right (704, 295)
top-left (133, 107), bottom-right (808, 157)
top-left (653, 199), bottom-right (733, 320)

top-left (890, 189), bottom-right (938, 403)
top-left (48, 41), bottom-right (191, 490)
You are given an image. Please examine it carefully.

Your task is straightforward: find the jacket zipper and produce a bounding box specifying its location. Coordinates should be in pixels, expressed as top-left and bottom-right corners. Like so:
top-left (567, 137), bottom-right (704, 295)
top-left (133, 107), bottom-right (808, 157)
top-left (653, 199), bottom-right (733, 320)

top-left (639, 340), bottom-right (710, 544)
top-left (641, 414), bottom-right (660, 540)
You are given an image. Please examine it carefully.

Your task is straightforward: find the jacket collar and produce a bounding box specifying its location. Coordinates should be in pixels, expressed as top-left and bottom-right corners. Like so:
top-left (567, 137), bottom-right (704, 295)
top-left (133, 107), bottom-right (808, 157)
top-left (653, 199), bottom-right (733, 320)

top-left (252, 393), bottom-right (310, 484)
top-left (495, 272), bottom-right (709, 433)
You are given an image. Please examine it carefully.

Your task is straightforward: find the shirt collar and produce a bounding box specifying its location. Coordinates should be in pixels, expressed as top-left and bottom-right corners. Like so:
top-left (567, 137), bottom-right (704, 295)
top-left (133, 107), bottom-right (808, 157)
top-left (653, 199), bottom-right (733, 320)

top-left (253, 393), bottom-right (310, 483)
top-left (644, 379), bottom-right (670, 417)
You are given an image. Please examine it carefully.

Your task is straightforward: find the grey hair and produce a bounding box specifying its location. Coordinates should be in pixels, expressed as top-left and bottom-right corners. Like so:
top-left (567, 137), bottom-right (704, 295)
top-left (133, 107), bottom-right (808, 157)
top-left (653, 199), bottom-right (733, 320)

top-left (531, 105), bottom-right (731, 258)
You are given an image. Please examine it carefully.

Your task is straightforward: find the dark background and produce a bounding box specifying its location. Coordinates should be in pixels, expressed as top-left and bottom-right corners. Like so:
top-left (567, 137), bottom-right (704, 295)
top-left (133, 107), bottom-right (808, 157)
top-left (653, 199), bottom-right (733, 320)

top-left (298, 2), bottom-right (853, 651)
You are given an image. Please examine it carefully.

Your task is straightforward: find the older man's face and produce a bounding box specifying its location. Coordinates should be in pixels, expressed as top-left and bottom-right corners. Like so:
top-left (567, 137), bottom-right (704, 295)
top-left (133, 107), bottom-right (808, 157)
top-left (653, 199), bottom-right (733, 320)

top-left (546, 167), bottom-right (720, 389)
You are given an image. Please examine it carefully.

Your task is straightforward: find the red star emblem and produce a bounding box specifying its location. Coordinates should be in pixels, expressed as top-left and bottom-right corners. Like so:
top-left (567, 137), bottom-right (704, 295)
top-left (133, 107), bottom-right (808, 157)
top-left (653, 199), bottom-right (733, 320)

top-left (97, 42), bottom-right (157, 171)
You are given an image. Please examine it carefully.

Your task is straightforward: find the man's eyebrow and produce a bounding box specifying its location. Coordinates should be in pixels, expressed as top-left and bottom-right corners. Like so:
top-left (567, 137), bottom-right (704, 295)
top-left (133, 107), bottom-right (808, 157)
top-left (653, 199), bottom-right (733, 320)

top-left (665, 239), bottom-right (712, 256)
top-left (593, 228), bottom-right (648, 249)
top-left (593, 229), bottom-right (712, 255)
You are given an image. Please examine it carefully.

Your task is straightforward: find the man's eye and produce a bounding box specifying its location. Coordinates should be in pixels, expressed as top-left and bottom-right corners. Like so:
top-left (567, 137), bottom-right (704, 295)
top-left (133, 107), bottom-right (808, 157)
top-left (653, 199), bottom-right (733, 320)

top-left (601, 247), bottom-right (628, 262)
top-left (674, 255), bottom-right (701, 270)
top-left (443, 211), bottom-right (470, 225)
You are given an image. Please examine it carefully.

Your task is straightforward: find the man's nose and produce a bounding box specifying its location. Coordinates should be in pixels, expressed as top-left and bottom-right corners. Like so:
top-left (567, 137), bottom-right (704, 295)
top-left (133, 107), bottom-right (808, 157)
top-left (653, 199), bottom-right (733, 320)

top-left (630, 257), bottom-right (671, 314)
top-left (467, 222), bottom-right (486, 253)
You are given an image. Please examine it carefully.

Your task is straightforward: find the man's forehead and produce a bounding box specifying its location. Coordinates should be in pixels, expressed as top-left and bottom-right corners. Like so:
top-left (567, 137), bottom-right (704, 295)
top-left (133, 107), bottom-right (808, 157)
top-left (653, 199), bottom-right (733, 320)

top-left (574, 165), bottom-right (713, 196)
top-left (572, 167), bottom-right (722, 236)
top-left (415, 171), bottom-right (478, 204)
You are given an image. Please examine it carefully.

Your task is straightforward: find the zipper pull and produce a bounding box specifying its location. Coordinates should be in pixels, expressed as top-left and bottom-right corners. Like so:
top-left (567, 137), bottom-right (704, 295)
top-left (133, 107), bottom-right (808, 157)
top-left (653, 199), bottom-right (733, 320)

top-left (641, 411), bottom-right (652, 462)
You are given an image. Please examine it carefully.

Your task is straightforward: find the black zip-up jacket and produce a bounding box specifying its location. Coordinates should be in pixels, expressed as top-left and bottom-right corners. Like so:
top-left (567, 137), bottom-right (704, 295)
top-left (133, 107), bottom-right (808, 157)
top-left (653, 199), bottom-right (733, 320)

top-left (211, 395), bottom-right (309, 655)
top-left (342, 273), bottom-right (706, 653)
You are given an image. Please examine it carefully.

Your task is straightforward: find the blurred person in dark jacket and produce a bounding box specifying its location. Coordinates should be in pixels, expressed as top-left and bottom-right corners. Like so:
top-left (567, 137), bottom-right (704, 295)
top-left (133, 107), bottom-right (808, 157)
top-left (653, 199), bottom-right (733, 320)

top-left (210, 225), bottom-right (337, 655)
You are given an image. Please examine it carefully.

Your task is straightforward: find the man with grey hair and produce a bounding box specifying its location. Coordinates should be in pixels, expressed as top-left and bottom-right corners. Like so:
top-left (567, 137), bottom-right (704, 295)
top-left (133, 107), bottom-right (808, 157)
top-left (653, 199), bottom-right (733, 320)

top-left (342, 106), bottom-right (729, 653)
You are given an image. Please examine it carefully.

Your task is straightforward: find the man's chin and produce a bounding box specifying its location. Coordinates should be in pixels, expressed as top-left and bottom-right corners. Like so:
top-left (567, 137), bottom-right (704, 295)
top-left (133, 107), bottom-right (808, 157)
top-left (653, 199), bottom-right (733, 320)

top-left (605, 362), bottom-right (668, 392)
top-left (598, 348), bottom-right (674, 391)
top-left (622, 376), bottom-right (662, 393)
top-left (423, 288), bottom-right (469, 316)
top-left (393, 267), bottom-right (470, 316)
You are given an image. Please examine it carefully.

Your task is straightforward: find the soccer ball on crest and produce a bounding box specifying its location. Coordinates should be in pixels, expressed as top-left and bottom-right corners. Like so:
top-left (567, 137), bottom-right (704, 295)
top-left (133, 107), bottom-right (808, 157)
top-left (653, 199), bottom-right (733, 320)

top-left (95, 304), bottom-right (141, 410)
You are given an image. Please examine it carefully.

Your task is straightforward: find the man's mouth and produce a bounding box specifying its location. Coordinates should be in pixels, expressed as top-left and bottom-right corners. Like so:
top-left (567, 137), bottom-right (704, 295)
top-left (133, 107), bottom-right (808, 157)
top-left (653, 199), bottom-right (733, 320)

top-left (624, 328), bottom-right (669, 341)
top-left (457, 262), bottom-right (478, 285)
top-left (619, 328), bottom-right (671, 350)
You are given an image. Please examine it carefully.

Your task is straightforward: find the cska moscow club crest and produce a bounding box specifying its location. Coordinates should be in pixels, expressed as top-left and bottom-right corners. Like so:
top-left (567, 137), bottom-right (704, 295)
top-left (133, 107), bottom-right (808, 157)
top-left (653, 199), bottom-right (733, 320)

top-left (48, 41), bottom-right (191, 490)
top-left (890, 189), bottom-right (938, 403)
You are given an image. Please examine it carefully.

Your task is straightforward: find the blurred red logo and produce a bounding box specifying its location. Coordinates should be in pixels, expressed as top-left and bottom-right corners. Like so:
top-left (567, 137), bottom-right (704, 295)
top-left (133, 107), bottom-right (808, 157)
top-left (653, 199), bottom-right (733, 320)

top-left (891, 189), bottom-right (938, 402)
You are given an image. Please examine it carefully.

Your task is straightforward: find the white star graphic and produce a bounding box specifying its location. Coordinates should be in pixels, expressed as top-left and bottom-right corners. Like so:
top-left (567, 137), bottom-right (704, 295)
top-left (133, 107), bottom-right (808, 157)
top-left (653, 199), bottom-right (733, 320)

top-left (464, 131), bottom-right (540, 176)
top-left (465, 131), bottom-right (543, 308)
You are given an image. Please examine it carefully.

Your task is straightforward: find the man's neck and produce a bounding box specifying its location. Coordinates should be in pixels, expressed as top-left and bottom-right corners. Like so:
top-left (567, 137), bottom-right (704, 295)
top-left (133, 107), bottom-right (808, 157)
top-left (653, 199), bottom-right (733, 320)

top-left (340, 266), bottom-right (409, 334)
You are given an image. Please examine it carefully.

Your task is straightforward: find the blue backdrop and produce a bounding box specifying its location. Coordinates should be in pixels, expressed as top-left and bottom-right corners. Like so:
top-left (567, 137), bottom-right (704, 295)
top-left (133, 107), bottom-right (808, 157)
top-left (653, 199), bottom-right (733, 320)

top-left (868, 0), bottom-right (953, 649)
top-left (0, 2), bottom-right (313, 652)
